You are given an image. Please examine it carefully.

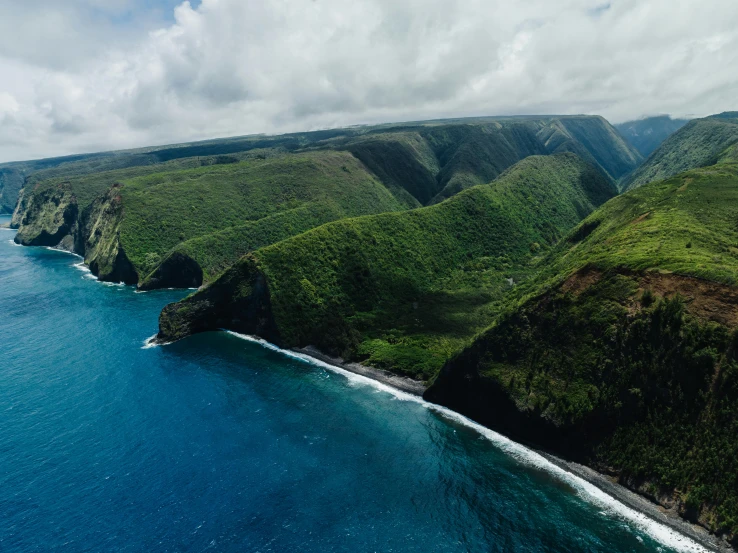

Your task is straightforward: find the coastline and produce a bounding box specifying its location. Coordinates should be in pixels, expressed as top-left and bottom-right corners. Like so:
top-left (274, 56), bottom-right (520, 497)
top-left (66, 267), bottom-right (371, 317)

top-left (291, 346), bottom-right (426, 396)
top-left (286, 343), bottom-right (730, 552)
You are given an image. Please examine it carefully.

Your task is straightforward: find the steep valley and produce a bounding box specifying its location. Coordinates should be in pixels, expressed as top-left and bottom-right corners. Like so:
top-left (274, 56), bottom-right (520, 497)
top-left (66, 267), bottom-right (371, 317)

top-left (10, 114), bottom-right (640, 290)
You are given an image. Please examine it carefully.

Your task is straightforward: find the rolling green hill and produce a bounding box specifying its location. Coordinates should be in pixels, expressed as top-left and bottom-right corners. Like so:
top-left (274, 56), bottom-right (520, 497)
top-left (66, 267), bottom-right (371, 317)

top-left (12, 114), bottom-right (639, 289)
top-left (621, 112), bottom-right (738, 191)
top-left (15, 150), bottom-right (409, 286)
top-left (157, 154), bottom-right (617, 379)
top-left (426, 160), bottom-right (738, 542)
top-left (615, 115), bottom-right (690, 157)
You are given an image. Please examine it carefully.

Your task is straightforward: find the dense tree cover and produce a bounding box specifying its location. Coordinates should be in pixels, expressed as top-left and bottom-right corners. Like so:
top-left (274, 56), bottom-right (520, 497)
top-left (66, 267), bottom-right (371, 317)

top-left (158, 154), bottom-right (616, 379)
top-left (428, 159), bottom-right (738, 540)
top-left (621, 113), bottom-right (738, 191)
top-left (13, 115), bottom-right (639, 288)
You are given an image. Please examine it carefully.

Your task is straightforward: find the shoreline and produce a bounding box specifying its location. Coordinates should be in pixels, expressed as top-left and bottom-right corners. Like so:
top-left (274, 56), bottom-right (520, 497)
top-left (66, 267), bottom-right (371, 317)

top-left (291, 346), bottom-right (426, 396)
top-left (287, 343), bottom-right (729, 552)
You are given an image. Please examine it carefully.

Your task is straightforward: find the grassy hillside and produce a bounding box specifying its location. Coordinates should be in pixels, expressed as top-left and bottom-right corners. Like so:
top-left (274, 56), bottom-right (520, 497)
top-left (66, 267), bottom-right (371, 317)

top-left (25, 149), bottom-right (279, 214)
top-left (120, 151), bottom-right (409, 283)
top-left (13, 114), bottom-right (639, 289)
top-left (615, 115), bottom-right (690, 157)
top-left (158, 154), bottom-right (617, 379)
top-left (426, 161), bottom-right (738, 541)
top-left (621, 113), bottom-right (738, 191)
top-left (1, 127), bottom-right (353, 214)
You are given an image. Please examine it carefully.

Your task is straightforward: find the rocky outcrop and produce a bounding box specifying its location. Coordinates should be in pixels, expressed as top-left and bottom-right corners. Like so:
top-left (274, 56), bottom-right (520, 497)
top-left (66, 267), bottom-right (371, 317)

top-left (157, 255), bottom-right (277, 344)
top-left (80, 185), bottom-right (138, 285)
top-left (10, 188), bottom-right (27, 229)
top-left (13, 183), bottom-right (138, 285)
top-left (139, 251), bottom-right (203, 291)
top-left (14, 184), bottom-right (79, 247)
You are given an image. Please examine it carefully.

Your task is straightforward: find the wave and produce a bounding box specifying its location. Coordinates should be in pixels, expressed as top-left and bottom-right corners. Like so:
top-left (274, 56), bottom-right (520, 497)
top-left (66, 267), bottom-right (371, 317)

top-left (43, 246), bottom-right (83, 259)
top-left (224, 331), bottom-right (707, 553)
top-left (141, 334), bottom-right (163, 349)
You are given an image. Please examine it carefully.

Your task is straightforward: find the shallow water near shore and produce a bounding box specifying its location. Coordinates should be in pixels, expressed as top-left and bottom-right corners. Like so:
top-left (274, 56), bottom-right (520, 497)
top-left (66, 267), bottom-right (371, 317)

top-left (0, 215), bottom-right (707, 552)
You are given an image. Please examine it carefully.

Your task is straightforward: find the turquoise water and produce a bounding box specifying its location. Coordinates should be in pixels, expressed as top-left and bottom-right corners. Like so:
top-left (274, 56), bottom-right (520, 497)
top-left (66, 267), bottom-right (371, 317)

top-left (0, 216), bottom-right (705, 553)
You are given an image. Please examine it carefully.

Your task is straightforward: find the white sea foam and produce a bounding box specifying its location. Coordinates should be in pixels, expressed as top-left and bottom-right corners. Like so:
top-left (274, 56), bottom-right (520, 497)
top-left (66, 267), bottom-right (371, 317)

top-left (224, 331), bottom-right (708, 553)
top-left (43, 246), bottom-right (83, 259)
top-left (141, 334), bottom-right (163, 349)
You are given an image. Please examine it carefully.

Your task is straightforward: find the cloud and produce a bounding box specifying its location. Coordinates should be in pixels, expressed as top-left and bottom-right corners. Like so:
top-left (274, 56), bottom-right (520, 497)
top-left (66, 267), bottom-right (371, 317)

top-left (1, 0), bottom-right (737, 162)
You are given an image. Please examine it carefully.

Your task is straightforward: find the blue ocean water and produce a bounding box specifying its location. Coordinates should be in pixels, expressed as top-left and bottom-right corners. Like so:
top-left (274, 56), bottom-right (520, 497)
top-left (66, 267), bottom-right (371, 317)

top-left (0, 216), bottom-right (705, 553)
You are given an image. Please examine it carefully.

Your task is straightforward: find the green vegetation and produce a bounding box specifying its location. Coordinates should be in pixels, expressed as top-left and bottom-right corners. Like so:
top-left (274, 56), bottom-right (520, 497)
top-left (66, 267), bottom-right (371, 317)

top-left (27, 148), bottom-right (283, 212)
top-left (13, 114), bottom-right (639, 288)
top-left (539, 162), bottom-right (738, 286)
top-left (426, 159), bottom-right (738, 540)
top-left (340, 116), bottom-right (640, 205)
top-left (621, 113), bottom-right (738, 191)
top-left (119, 150), bottom-right (409, 281)
top-left (615, 115), bottom-right (690, 157)
top-left (542, 115), bottom-right (643, 181)
top-left (158, 154), bottom-right (616, 380)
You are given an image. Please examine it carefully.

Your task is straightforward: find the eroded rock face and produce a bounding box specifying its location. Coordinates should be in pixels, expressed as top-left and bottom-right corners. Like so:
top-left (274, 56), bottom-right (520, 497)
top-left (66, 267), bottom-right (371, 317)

top-left (425, 268), bottom-right (738, 542)
top-left (13, 183), bottom-right (139, 285)
top-left (10, 188), bottom-right (27, 229)
top-left (139, 251), bottom-right (203, 291)
top-left (14, 185), bottom-right (79, 247)
top-left (81, 186), bottom-right (138, 285)
top-left (157, 256), bottom-right (278, 344)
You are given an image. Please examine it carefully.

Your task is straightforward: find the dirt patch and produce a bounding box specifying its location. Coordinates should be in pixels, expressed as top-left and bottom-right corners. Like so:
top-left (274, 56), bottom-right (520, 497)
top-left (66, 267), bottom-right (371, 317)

top-left (630, 211), bottom-right (651, 225)
top-left (638, 272), bottom-right (738, 327)
top-left (561, 267), bottom-right (603, 296)
top-left (677, 178), bottom-right (693, 193)
top-left (562, 268), bottom-right (738, 327)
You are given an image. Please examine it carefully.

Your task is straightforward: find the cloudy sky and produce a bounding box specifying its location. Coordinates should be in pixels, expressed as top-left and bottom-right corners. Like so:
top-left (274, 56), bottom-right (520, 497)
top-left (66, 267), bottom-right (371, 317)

top-left (0, 0), bottom-right (736, 162)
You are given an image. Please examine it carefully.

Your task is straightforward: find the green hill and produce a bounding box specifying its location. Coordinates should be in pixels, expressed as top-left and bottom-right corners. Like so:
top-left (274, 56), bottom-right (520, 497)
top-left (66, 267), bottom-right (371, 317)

top-left (12, 114), bottom-right (638, 289)
top-left (615, 115), bottom-right (690, 157)
top-left (15, 150), bottom-right (409, 286)
top-left (157, 154), bottom-right (617, 379)
top-left (621, 112), bottom-right (738, 191)
top-left (426, 160), bottom-right (738, 541)
top-left (343, 116), bottom-right (640, 205)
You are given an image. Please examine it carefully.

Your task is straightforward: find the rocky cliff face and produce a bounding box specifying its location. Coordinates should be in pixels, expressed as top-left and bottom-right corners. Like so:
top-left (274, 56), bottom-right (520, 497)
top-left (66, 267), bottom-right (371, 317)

top-left (157, 255), bottom-right (277, 343)
top-left (13, 183), bottom-right (138, 285)
top-left (14, 184), bottom-right (79, 247)
top-left (80, 185), bottom-right (137, 285)
top-left (10, 188), bottom-right (27, 229)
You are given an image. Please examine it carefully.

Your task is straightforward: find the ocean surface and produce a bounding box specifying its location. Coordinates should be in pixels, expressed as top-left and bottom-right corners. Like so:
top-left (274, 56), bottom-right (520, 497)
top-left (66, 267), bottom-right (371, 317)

top-left (0, 215), bottom-right (706, 553)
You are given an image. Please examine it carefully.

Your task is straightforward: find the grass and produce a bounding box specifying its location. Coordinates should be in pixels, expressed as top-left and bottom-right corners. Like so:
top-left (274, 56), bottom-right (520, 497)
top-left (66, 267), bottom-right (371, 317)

top-left (542, 162), bottom-right (738, 286)
top-left (28, 149), bottom-right (283, 212)
top-left (160, 153), bottom-right (616, 380)
top-left (14, 114), bottom-right (642, 288)
top-left (118, 150), bottom-right (409, 279)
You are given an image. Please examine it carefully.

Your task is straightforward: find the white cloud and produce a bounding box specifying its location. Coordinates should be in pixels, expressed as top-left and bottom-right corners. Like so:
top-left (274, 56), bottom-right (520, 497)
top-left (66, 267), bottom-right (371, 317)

top-left (0, 0), bottom-right (737, 162)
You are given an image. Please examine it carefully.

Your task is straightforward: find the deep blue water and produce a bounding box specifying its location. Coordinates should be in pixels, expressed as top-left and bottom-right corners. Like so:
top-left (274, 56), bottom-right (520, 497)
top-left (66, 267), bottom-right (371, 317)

top-left (0, 216), bottom-right (705, 553)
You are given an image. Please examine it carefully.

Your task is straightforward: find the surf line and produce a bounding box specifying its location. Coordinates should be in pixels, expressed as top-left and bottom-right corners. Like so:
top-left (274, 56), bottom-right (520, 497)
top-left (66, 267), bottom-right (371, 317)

top-left (225, 330), bottom-right (709, 553)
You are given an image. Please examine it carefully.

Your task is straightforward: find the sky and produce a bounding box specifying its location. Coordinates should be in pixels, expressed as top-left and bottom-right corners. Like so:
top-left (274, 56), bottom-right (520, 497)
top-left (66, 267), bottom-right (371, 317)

top-left (0, 0), bottom-right (737, 162)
